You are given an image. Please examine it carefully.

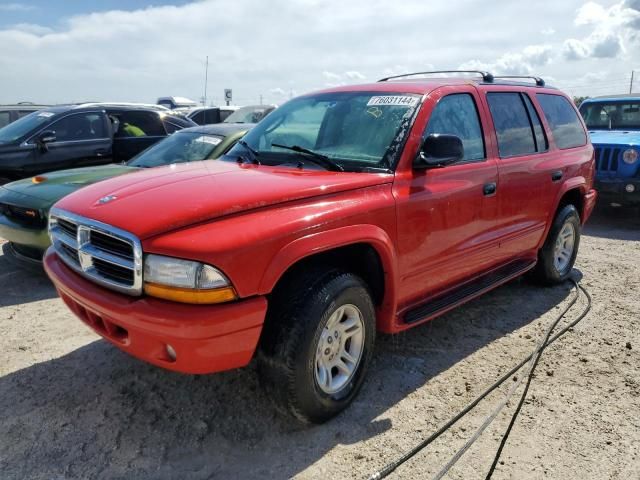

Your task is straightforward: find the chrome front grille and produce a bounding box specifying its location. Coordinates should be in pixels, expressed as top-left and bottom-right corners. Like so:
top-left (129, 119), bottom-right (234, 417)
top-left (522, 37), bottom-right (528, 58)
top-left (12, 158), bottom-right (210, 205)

top-left (48, 208), bottom-right (143, 295)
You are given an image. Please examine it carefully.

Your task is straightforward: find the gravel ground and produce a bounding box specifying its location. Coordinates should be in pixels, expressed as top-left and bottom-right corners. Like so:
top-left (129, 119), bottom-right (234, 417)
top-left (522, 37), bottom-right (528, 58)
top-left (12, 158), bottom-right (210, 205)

top-left (0, 206), bottom-right (638, 480)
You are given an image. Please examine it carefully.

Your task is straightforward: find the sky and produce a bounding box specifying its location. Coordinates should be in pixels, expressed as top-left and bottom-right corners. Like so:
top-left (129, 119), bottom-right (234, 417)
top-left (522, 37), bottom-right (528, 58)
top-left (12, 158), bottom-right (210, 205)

top-left (1, 0), bottom-right (640, 106)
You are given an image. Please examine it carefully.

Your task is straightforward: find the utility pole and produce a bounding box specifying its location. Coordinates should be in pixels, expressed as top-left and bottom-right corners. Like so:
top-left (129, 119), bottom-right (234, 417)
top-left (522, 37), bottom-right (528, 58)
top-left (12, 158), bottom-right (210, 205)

top-left (631, 70), bottom-right (635, 94)
top-left (203, 56), bottom-right (209, 106)
top-left (259, 94), bottom-right (263, 105)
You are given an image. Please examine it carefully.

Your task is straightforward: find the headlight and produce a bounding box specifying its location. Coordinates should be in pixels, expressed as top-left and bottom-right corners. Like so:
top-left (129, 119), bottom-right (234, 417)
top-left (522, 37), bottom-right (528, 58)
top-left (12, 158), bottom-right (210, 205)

top-left (623, 148), bottom-right (638, 165)
top-left (143, 254), bottom-right (237, 304)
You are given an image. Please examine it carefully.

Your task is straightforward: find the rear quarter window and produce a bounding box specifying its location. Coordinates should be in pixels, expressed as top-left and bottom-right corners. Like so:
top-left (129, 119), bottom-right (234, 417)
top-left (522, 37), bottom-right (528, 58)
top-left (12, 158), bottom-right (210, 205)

top-left (536, 94), bottom-right (587, 149)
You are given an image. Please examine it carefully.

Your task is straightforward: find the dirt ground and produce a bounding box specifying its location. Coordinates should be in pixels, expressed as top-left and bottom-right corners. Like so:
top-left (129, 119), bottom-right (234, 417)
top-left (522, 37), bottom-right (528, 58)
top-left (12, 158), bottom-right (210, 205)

top-left (0, 205), bottom-right (638, 480)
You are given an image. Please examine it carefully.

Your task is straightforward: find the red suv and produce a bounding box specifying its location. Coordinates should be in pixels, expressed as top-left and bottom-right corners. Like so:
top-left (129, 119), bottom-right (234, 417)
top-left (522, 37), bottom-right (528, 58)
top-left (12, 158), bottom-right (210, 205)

top-left (44, 71), bottom-right (597, 423)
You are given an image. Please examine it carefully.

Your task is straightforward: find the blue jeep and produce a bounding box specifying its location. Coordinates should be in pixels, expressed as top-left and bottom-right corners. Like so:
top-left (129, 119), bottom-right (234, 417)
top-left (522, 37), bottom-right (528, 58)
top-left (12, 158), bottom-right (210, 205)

top-left (579, 95), bottom-right (640, 206)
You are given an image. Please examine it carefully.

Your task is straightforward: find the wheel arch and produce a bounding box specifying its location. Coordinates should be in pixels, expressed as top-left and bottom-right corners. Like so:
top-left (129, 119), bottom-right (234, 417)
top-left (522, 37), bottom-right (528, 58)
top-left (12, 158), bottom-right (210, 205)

top-left (258, 224), bottom-right (399, 332)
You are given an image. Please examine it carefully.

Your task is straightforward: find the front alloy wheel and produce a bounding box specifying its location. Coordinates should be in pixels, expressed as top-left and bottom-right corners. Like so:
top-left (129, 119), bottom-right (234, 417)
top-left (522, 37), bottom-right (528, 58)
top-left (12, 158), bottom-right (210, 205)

top-left (315, 304), bottom-right (365, 395)
top-left (258, 269), bottom-right (376, 424)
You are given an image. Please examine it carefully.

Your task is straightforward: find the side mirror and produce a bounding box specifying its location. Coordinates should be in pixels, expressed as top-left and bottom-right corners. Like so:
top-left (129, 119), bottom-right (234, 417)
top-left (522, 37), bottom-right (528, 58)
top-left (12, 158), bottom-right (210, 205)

top-left (37, 131), bottom-right (56, 151)
top-left (415, 134), bottom-right (464, 169)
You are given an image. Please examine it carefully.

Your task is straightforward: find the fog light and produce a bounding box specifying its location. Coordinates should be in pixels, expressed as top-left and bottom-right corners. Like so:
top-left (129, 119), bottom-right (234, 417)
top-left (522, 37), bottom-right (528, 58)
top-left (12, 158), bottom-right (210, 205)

top-left (165, 344), bottom-right (177, 361)
top-left (626, 184), bottom-right (635, 193)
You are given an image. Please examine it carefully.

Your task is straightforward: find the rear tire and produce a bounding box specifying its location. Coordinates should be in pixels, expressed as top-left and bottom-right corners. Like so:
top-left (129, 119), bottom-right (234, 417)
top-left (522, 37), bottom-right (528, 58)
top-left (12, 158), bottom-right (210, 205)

top-left (0, 178), bottom-right (11, 186)
top-left (532, 204), bottom-right (581, 285)
top-left (257, 269), bottom-right (376, 424)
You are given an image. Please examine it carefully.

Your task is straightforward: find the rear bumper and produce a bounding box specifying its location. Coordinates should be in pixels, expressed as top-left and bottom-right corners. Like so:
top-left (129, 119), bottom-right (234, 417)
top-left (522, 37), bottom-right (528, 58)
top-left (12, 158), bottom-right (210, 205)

top-left (44, 248), bottom-right (267, 374)
top-left (595, 178), bottom-right (640, 206)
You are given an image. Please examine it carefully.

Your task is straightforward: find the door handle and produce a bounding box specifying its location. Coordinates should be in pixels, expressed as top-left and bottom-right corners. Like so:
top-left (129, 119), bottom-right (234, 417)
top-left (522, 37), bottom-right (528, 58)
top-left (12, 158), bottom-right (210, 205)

top-left (94, 149), bottom-right (108, 157)
top-left (551, 170), bottom-right (563, 182)
top-left (483, 182), bottom-right (497, 196)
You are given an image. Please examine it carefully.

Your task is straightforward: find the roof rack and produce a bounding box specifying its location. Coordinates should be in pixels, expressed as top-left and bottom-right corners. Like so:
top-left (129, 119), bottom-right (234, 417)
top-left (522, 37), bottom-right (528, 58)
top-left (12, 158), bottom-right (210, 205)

top-left (378, 70), bottom-right (495, 83)
top-left (492, 75), bottom-right (545, 87)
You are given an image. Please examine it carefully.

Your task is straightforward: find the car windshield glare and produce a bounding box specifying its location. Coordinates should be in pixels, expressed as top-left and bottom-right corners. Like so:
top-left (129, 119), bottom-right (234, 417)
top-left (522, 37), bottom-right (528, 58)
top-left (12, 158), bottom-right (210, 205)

top-left (127, 131), bottom-right (223, 168)
top-left (580, 101), bottom-right (640, 130)
top-left (0, 110), bottom-right (55, 144)
top-left (225, 92), bottom-right (421, 170)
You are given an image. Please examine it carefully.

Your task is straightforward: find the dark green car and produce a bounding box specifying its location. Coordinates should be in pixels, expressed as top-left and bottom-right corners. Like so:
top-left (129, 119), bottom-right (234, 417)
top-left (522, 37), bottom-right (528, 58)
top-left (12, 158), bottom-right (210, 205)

top-left (0, 123), bottom-right (252, 264)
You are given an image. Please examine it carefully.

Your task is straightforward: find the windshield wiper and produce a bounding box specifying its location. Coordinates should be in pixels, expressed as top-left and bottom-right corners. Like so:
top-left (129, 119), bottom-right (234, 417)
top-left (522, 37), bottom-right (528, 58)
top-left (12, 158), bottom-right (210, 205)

top-left (237, 140), bottom-right (261, 165)
top-left (271, 143), bottom-right (344, 172)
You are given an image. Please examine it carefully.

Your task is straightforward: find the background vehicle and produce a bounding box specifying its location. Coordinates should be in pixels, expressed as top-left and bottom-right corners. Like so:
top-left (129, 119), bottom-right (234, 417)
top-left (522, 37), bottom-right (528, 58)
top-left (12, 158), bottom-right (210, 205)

top-left (0, 123), bottom-right (252, 263)
top-left (0, 103), bottom-right (49, 128)
top-left (0, 103), bottom-right (196, 184)
top-left (156, 96), bottom-right (198, 110)
top-left (579, 94), bottom-right (640, 206)
top-left (223, 104), bottom-right (277, 124)
top-left (44, 72), bottom-right (596, 424)
top-left (183, 106), bottom-right (239, 124)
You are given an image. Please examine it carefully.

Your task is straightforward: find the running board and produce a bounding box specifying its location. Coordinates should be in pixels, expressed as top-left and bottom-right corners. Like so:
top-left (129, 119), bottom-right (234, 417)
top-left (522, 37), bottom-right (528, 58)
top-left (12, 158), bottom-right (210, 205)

top-left (403, 259), bottom-right (536, 325)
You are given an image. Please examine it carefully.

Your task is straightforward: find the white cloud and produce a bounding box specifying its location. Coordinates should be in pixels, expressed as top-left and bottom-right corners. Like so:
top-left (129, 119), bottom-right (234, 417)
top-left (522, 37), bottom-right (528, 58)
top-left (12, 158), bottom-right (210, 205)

top-left (7, 23), bottom-right (53, 35)
top-left (574, 1), bottom-right (607, 25)
top-left (564, 1), bottom-right (640, 60)
top-left (344, 71), bottom-right (366, 80)
top-left (460, 44), bottom-right (553, 76)
top-left (563, 39), bottom-right (591, 60)
top-left (0, 3), bottom-right (35, 12)
top-left (0, 0), bottom-right (638, 103)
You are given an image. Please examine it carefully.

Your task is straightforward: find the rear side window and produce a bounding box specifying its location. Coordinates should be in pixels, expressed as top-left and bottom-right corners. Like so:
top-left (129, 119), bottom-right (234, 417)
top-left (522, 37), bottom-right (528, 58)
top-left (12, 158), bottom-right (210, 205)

top-left (115, 111), bottom-right (166, 137)
top-left (522, 94), bottom-right (548, 152)
top-left (487, 92), bottom-right (537, 157)
top-left (190, 111), bottom-right (205, 125)
top-left (0, 111), bottom-right (10, 129)
top-left (536, 94), bottom-right (587, 149)
top-left (424, 93), bottom-right (485, 161)
top-left (204, 109), bottom-right (221, 124)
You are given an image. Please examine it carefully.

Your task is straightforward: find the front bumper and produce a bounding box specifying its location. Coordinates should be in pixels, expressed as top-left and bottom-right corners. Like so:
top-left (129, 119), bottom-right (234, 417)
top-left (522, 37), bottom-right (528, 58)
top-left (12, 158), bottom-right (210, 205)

top-left (44, 249), bottom-right (267, 374)
top-left (595, 178), bottom-right (640, 206)
top-left (0, 214), bottom-right (49, 258)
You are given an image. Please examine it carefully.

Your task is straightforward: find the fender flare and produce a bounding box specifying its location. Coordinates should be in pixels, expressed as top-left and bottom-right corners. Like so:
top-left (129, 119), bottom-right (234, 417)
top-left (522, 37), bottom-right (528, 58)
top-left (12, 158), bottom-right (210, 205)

top-left (539, 176), bottom-right (587, 248)
top-left (258, 224), bottom-right (399, 331)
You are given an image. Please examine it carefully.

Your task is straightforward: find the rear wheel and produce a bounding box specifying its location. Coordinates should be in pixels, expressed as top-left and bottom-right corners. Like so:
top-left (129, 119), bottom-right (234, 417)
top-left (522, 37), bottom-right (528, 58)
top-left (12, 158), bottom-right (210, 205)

top-left (532, 204), bottom-right (581, 284)
top-left (257, 269), bottom-right (376, 424)
top-left (0, 178), bottom-right (11, 186)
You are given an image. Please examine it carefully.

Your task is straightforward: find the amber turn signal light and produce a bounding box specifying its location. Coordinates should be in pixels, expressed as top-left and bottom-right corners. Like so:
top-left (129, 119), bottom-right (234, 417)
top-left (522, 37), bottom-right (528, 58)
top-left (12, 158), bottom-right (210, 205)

top-left (143, 282), bottom-right (237, 304)
top-left (32, 176), bottom-right (47, 184)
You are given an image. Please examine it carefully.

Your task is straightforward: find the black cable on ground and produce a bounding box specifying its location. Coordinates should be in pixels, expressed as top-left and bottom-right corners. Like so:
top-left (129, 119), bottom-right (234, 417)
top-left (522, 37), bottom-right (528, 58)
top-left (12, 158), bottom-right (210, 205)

top-left (367, 279), bottom-right (591, 480)
top-left (484, 281), bottom-right (592, 478)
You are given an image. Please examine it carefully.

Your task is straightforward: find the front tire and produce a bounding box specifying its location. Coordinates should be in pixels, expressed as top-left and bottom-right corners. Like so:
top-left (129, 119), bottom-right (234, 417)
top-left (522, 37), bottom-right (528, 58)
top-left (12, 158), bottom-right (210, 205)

top-left (532, 204), bottom-right (581, 284)
top-left (258, 269), bottom-right (376, 424)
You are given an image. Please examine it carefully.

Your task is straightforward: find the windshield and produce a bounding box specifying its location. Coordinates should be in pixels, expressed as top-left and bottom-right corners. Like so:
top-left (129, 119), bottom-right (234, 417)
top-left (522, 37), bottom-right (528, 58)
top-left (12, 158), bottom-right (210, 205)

top-left (0, 110), bottom-right (55, 144)
top-left (580, 101), bottom-right (640, 130)
top-left (224, 91), bottom-right (421, 171)
top-left (224, 106), bottom-right (273, 124)
top-left (128, 131), bottom-right (224, 168)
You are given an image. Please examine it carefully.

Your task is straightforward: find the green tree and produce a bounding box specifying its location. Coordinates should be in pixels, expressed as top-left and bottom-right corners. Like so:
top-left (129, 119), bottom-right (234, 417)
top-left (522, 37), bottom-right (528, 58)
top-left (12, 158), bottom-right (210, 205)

top-left (573, 96), bottom-right (590, 107)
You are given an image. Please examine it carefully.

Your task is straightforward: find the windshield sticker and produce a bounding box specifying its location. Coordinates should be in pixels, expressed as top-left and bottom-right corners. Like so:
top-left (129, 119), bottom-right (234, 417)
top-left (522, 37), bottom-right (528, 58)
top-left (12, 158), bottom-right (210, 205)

top-left (367, 96), bottom-right (418, 107)
top-left (194, 136), bottom-right (221, 145)
top-left (366, 106), bottom-right (383, 119)
top-left (37, 112), bottom-right (55, 118)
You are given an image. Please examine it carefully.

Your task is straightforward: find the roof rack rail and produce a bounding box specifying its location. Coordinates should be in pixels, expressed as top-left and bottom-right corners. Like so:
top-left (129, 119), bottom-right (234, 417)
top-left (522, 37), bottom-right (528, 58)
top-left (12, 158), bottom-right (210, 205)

top-left (378, 70), bottom-right (495, 83)
top-left (492, 75), bottom-right (545, 87)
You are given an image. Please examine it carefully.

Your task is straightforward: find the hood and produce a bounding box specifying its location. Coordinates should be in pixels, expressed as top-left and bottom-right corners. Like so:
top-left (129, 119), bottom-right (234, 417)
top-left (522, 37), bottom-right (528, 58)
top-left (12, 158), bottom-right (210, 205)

top-left (54, 160), bottom-right (393, 240)
top-left (588, 130), bottom-right (640, 147)
top-left (2, 164), bottom-right (136, 204)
